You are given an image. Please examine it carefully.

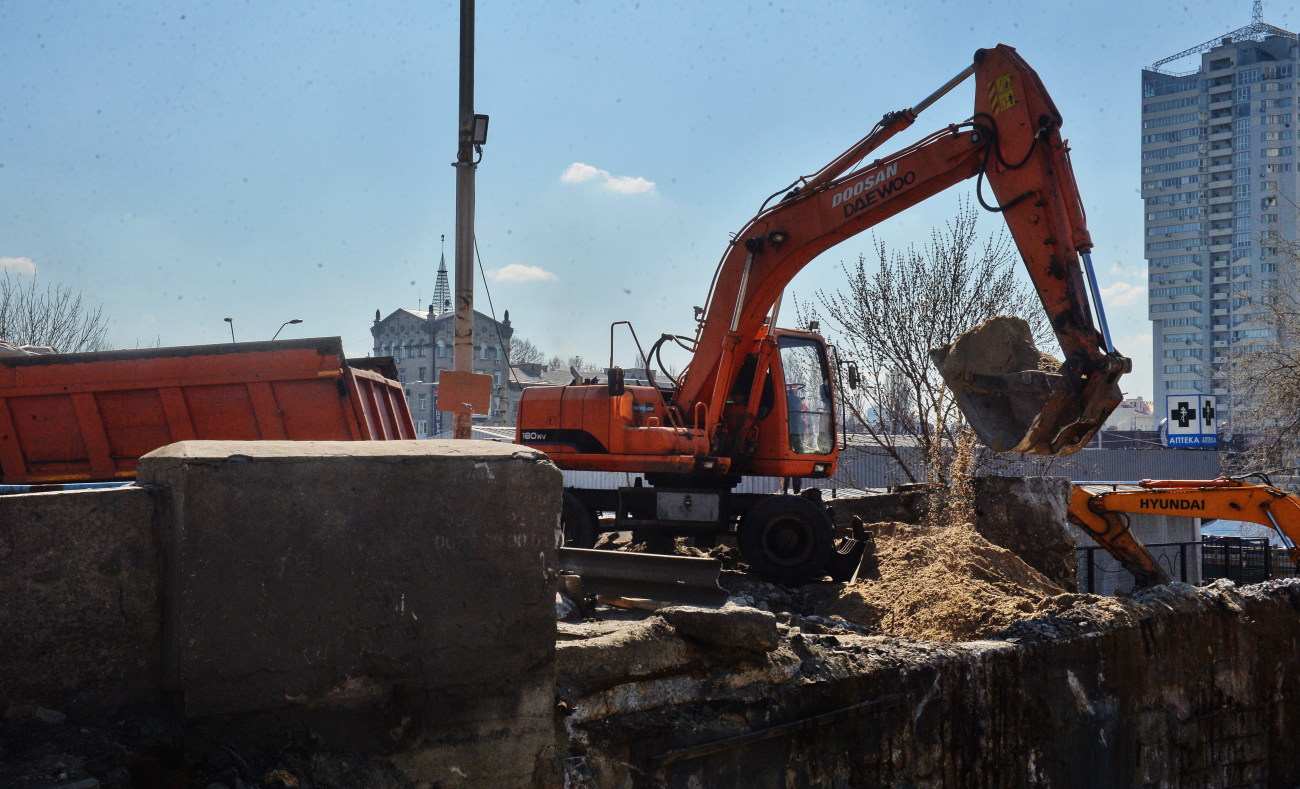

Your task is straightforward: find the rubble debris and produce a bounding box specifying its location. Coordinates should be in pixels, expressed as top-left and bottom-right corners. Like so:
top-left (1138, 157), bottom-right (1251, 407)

top-left (556, 591), bottom-right (583, 622)
top-left (657, 604), bottom-right (780, 655)
top-left (596, 532), bottom-right (745, 570)
top-left (720, 570), bottom-right (838, 615)
top-left (995, 578), bottom-right (1259, 644)
top-left (556, 618), bottom-right (696, 699)
top-left (932, 315), bottom-right (1060, 379)
top-left (558, 619), bottom-right (644, 642)
top-left (32, 706), bottom-right (68, 726)
top-left (0, 341), bottom-right (56, 356)
top-left (596, 595), bottom-right (674, 612)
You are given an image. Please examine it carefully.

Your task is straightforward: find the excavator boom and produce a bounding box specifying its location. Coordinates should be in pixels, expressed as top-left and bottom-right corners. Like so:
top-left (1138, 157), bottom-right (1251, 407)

top-left (678, 44), bottom-right (1128, 456)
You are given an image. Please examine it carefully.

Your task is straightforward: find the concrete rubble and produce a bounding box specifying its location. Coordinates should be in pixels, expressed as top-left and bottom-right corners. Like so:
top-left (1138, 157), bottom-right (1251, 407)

top-left (553, 578), bottom-right (1300, 788)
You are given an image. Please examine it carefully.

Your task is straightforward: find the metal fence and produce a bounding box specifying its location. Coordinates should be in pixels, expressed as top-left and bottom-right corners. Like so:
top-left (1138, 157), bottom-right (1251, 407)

top-left (1077, 537), bottom-right (1299, 594)
top-left (560, 446), bottom-right (1224, 496)
top-left (1201, 537), bottom-right (1299, 584)
top-left (831, 444), bottom-right (1221, 491)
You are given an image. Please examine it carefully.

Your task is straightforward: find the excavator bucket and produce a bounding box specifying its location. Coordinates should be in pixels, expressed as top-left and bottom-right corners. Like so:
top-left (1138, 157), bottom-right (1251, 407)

top-left (931, 316), bottom-right (1123, 456)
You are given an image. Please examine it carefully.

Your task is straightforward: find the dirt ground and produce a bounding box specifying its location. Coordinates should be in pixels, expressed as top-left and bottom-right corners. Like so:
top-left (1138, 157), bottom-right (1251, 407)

top-left (817, 521), bottom-right (1067, 641)
top-left (637, 517), bottom-right (1078, 643)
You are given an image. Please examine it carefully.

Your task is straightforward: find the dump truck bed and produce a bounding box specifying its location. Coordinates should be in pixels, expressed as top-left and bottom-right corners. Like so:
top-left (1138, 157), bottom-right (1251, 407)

top-left (0, 337), bottom-right (414, 485)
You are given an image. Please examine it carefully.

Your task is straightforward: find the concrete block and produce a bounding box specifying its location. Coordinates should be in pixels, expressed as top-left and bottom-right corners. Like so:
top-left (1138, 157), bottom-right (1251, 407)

top-left (659, 604), bottom-right (780, 654)
top-left (0, 486), bottom-right (161, 710)
top-left (138, 439), bottom-right (561, 788)
top-left (971, 476), bottom-right (1078, 592)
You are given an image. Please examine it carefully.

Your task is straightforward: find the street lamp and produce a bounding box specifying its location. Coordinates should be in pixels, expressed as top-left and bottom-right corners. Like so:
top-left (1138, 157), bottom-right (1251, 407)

top-left (224, 317), bottom-right (236, 343)
top-left (272, 318), bottom-right (303, 341)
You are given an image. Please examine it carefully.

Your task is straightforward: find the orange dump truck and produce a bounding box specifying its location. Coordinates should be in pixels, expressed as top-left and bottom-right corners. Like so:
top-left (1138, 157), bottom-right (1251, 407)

top-left (0, 337), bottom-right (414, 485)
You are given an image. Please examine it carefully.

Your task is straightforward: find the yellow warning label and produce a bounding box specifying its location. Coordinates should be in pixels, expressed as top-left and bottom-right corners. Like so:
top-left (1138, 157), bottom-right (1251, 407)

top-left (988, 74), bottom-right (1016, 115)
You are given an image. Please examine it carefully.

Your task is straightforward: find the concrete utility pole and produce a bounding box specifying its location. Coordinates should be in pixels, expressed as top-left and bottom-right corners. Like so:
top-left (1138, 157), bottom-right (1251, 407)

top-left (453, 0), bottom-right (477, 439)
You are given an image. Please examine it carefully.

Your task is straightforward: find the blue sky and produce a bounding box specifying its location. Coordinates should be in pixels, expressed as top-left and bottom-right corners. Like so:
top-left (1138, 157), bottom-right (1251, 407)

top-left (2, 1), bottom-right (1293, 400)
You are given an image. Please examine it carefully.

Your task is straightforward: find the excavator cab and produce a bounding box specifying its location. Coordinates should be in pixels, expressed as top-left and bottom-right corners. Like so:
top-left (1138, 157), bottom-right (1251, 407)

top-left (777, 337), bottom-right (836, 456)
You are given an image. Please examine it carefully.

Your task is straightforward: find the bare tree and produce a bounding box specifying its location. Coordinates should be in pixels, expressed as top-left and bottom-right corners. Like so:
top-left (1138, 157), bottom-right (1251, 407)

top-left (509, 335), bottom-right (546, 366)
top-left (0, 273), bottom-right (110, 353)
top-left (548, 354), bottom-right (590, 373)
top-left (1224, 220), bottom-right (1300, 473)
top-left (805, 200), bottom-right (1052, 484)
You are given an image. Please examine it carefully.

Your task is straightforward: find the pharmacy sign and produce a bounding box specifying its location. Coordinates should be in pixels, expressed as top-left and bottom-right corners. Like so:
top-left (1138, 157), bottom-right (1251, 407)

top-left (1164, 393), bottom-right (1217, 449)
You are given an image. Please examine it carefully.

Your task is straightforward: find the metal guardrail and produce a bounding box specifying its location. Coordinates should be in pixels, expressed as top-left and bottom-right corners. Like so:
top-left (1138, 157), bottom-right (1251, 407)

top-left (1077, 538), bottom-right (1299, 594)
top-left (557, 547), bottom-right (728, 606)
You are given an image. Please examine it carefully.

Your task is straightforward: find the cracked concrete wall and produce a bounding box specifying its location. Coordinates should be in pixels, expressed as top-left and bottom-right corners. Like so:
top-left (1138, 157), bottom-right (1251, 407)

top-left (3, 439), bottom-right (562, 789)
top-left (0, 486), bottom-right (161, 711)
top-left (560, 581), bottom-right (1300, 788)
top-left (138, 439), bottom-right (561, 789)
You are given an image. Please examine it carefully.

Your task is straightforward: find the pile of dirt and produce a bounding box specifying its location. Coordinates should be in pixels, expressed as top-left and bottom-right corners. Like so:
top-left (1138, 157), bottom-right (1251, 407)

top-left (930, 315), bottom-right (1060, 378)
top-left (817, 520), bottom-right (1067, 642)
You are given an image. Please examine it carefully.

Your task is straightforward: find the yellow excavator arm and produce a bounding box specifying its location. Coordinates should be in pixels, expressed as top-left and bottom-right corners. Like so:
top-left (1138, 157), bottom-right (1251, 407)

top-left (1068, 476), bottom-right (1300, 590)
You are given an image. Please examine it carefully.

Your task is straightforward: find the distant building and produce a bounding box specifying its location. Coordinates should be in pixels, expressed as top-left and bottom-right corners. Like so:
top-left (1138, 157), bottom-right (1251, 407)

top-left (1104, 397), bottom-right (1157, 432)
top-left (1142, 17), bottom-right (1300, 424)
top-left (371, 245), bottom-right (518, 436)
top-left (371, 306), bottom-right (514, 436)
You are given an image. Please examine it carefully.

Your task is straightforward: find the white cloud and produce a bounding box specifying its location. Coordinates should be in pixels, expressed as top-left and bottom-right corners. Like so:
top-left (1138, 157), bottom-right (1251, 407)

top-left (1101, 281), bottom-right (1145, 307)
top-left (561, 162), bottom-right (656, 194)
top-left (0, 256), bottom-right (37, 275)
top-left (561, 162), bottom-right (603, 184)
top-left (604, 175), bottom-right (655, 194)
top-left (489, 264), bottom-right (558, 283)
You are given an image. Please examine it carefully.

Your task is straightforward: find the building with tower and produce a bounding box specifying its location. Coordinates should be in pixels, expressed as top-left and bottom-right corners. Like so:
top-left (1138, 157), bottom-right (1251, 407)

top-left (370, 245), bottom-right (514, 436)
top-left (1142, 8), bottom-right (1299, 439)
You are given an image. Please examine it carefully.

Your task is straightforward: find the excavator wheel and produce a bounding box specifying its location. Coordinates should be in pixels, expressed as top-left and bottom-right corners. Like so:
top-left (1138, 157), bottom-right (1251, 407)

top-left (561, 490), bottom-right (597, 549)
top-left (739, 495), bottom-right (835, 584)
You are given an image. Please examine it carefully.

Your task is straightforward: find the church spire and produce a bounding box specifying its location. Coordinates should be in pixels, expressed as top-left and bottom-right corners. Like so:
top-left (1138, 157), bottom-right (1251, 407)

top-left (432, 234), bottom-right (452, 314)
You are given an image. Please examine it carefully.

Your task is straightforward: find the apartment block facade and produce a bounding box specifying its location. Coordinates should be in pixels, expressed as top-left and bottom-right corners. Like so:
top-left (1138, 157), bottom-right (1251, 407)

top-left (1142, 24), bottom-right (1299, 428)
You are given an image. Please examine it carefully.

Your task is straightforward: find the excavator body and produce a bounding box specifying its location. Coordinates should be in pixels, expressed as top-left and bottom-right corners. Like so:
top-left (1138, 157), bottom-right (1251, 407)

top-left (518, 44), bottom-right (1129, 582)
top-left (1069, 476), bottom-right (1300, 590)
top-left (518, 328), bottom-right (837, 479)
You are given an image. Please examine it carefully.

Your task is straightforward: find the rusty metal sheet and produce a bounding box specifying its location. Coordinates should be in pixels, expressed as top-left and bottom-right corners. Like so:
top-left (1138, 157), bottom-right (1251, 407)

top-left (436, 370), bottom-right (492, 414)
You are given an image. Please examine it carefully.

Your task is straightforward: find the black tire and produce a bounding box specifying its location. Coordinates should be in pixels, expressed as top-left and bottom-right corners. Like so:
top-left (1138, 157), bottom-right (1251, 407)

top-left (738, 495), bottom-right (835, 584)
top-left (561, 490), bottom-right (597, 549)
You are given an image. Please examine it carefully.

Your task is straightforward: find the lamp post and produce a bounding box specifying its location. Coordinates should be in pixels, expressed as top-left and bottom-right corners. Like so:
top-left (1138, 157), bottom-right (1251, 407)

top-left (272, 319), bottom-right (303, 341)
top-left (224, 317), bottom-right (236, 343)
top-left (453, 0), bottom-right (489, 439)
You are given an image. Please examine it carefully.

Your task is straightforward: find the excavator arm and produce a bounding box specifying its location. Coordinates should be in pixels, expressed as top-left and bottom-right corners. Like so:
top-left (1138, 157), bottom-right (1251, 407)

top-left (676, 44), bottom-right (1128, 456)
top-left (1069, 476), bottom-right (1300, 590)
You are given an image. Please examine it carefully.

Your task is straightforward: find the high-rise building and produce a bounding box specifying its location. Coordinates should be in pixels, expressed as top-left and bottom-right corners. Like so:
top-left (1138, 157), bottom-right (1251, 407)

top-left (1142, 17), bottom-right (1299, 430)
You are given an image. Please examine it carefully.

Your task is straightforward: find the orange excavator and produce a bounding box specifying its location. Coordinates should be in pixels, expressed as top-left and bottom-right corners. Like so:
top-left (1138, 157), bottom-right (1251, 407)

top-left (517, 45), bottom-right (1130, 582)
top-left (1069, 475), bottom-right (1300, 589)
